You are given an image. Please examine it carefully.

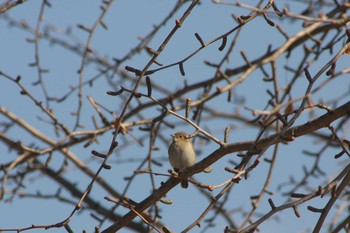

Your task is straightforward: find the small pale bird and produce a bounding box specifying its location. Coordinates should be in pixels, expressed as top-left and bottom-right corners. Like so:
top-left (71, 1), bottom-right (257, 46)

top-left (168, 131), bottom-right (196, 188)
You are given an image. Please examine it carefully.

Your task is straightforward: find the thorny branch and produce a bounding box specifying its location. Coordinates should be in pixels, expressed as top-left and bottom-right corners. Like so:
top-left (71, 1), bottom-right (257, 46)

top-left (1, 0), bottom-right (350, 233)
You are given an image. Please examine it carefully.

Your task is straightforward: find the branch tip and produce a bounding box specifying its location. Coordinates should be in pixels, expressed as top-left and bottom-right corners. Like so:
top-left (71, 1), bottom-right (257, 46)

top-left (91, 150), bottom-right (106, 159)
top-left (146, 76), bottom-right (152, 97)
top-left (194, 32), bottom-right (205, 47)
top-left (293, 205), bottom-right (301, 218)
top-left (179, 62), bottom-right (185, 76)
top-left (263, 13), bottom-right (275, 27)
top-left (219, 36), bottom-right (227, 51)
top-left (268, 198), bottom-right (276, 209)
top-left (185, 98), bottom-right (191, 118)
top-left (304, 67), bottom-right (313, 83)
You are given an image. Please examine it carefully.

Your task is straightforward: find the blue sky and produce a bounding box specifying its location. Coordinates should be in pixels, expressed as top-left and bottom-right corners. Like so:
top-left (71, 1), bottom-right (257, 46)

top-left (1, 1), bottom-right (350, 232)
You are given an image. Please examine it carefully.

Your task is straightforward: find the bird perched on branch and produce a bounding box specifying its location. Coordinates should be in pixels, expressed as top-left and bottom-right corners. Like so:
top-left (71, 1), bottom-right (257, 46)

top-left (168, 131), bottom-right (196, 188)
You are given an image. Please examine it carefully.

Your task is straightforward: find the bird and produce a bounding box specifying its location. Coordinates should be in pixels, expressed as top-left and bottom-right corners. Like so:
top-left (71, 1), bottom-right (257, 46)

top-left (168, 131), bottom-right (196, 188)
